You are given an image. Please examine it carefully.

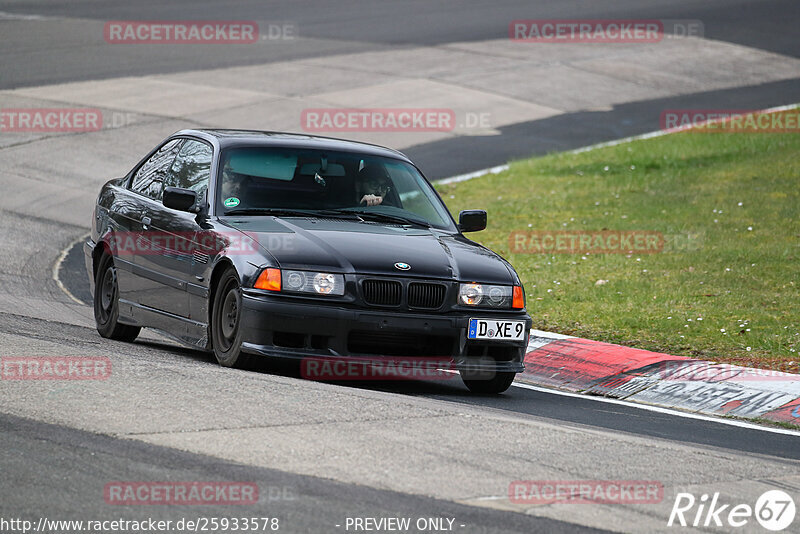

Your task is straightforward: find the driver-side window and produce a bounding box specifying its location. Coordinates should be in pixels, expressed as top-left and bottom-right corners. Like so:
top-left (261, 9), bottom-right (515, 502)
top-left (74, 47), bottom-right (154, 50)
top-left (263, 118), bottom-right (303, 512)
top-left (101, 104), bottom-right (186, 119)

top-left (165, 139), bottom-right (213, 211)
top-left (130, 139), bottom-right (184, 201)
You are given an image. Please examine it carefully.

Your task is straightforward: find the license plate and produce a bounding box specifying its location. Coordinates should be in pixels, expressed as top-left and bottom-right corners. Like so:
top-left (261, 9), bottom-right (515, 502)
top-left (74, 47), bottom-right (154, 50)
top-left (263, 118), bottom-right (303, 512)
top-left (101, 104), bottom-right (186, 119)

top-left (467, 318), bottom-right (526, 341)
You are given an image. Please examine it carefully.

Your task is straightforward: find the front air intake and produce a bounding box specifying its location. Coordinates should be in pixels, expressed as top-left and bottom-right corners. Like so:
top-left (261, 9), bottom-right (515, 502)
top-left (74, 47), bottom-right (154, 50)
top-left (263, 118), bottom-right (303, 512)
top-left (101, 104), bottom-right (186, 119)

top-left (362, 279), bottom-right (402, 306)
top-left (408, 282), bottom-right (446, 309)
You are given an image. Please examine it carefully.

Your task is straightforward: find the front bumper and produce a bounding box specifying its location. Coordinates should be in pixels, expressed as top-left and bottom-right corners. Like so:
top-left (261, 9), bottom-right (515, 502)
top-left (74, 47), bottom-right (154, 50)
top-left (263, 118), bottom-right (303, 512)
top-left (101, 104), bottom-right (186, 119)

top-left (240, 292), bottom-right (531, 373)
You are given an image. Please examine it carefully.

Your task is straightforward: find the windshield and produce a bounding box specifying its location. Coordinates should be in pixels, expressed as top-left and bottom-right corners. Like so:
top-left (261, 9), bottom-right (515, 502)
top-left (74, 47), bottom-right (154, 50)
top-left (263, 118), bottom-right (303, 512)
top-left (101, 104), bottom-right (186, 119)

top-left (216, 147), bottom-right (455, 230)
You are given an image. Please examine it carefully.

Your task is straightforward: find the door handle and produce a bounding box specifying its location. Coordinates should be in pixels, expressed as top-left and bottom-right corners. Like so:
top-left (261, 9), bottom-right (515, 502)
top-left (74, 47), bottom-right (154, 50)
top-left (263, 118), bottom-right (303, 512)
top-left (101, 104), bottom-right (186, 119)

top-left (141, 216), bottom-right (152, 229)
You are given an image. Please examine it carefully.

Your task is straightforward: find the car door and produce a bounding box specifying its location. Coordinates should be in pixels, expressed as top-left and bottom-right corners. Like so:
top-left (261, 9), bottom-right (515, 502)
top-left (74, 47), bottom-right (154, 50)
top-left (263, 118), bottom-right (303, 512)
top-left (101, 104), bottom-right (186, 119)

top-left (127, 138), bottom-right (185, 315)
top-left (156, 138), bottom-right (214, 328)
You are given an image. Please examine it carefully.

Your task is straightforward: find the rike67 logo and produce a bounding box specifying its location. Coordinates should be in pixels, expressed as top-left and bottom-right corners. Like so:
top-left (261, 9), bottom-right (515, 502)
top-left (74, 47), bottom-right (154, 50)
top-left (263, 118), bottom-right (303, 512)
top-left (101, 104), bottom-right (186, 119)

top-left (668, 490), bottom-right (795, 531)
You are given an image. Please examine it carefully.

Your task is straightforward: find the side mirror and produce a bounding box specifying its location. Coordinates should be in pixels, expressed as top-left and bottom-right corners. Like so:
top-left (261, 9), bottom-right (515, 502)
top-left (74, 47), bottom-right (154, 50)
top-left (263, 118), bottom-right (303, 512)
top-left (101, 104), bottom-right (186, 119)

top-left (163, 187), bottom-right (197, 212)
top-left (458, 209), bottom-right (487, 232)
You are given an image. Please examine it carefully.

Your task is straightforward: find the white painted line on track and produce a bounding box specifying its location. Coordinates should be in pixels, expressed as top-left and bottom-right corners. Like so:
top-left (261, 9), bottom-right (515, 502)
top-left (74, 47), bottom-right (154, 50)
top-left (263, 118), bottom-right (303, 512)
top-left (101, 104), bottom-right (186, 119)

top-left (436, 164), bottom-right (509, 185)
top-left (53, 233), bottom-right (89, 306)
top-left (512, 381), bottom-right (800, 437)
top-left (0, 11), bottom-right (47, 20)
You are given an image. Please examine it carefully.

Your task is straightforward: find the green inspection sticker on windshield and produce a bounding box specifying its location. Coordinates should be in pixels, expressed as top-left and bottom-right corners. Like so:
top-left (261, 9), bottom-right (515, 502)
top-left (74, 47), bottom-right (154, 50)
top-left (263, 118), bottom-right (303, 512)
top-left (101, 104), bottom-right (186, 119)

top-left (223, 197), bottom-right (240, 208)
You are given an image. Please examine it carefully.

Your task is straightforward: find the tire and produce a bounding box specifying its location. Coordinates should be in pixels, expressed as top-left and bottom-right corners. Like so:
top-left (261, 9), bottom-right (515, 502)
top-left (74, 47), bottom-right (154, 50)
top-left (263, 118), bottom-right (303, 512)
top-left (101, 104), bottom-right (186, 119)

top-left (94, 252), bottom-right (141, 342)
top-left (460, 370), bottom-right (516, 394)
top-left (210, 267), bottom-right (255, 368)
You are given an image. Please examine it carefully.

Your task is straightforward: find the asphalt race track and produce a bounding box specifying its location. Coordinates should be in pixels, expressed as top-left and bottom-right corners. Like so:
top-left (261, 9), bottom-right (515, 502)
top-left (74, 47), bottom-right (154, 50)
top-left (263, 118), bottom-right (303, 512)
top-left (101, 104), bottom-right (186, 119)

top-left (1, 1), bottom-right (799, 532)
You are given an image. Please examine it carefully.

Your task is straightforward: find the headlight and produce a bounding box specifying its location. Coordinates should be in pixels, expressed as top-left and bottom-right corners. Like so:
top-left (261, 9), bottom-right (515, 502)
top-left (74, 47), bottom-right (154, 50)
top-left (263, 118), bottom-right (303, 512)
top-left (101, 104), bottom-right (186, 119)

top-left (459, 283), bottom-right (524, 309)
top-left (312, 273), bottom-right (337, 294)
top-left (283, 269), bottom-right (345, 295)
top-left (459, 283), bottom-right (485, 305)
top-left (255, 268), bottom-right (345, 296)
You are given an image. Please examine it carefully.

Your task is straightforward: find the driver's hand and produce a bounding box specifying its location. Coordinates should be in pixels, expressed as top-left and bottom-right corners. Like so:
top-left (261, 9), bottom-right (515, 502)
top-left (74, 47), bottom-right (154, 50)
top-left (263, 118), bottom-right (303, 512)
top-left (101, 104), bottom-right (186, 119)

top-left (360, 194), bottom-right (384, 206)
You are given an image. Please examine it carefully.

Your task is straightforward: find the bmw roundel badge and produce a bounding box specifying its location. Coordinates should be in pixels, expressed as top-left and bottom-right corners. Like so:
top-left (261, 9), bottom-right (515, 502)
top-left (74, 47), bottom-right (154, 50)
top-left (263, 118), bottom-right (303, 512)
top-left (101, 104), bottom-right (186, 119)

top-left (394, 262), bottom-right (411, 271)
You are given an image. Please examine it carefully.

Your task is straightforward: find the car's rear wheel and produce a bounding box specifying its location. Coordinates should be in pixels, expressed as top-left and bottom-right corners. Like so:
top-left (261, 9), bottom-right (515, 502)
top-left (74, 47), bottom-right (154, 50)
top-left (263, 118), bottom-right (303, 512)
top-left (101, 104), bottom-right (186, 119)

top-left (460, 370), bottom-right (516, 394)
top-left (211, 267), bottom-right (255, 368)
top-left (94, 252), bottom-right (141, 342)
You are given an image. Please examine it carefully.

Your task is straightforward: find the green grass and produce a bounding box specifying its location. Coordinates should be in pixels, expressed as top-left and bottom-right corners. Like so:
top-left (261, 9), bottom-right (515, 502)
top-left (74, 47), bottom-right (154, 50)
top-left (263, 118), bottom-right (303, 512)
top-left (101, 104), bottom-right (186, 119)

top-left (437, 109), bottom-right (800, 368)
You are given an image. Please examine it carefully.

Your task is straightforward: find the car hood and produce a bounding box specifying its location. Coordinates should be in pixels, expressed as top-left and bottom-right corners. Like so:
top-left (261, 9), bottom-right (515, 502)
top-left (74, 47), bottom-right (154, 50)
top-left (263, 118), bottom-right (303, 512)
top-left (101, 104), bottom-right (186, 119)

top-left (222, 217), bottom-right (515, 284)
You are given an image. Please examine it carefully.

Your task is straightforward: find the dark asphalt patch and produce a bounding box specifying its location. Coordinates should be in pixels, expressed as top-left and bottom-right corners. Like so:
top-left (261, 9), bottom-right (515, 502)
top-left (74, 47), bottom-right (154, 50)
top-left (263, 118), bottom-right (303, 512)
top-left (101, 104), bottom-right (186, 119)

top-left (0, 412), bottom-right (609, 534)
top-left (59, 236), bottom-right (92, 304)
top-left (406, 78), bottom-right (800, 179)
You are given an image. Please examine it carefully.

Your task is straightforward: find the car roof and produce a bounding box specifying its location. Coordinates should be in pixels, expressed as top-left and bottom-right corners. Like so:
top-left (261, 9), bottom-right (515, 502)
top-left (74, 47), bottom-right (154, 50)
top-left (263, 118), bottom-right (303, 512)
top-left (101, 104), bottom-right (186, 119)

top-left (175, 129), bottom-right (411, 162)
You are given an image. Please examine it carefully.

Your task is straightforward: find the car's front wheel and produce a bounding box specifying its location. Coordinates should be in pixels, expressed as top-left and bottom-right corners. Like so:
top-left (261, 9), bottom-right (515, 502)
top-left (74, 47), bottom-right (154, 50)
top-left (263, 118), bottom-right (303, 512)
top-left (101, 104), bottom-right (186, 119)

top-left (94, 252), bottom-right (141, 342)
top-left (211, 267), bottom-right (255, 368)
top-left (460, 370), bottom-right (516, 394)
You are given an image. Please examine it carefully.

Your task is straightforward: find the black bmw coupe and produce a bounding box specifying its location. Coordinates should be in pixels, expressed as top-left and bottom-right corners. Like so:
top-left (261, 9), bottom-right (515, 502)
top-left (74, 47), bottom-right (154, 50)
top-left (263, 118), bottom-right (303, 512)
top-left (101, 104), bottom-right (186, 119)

top-left (85, 130), bottom-right (531, 393)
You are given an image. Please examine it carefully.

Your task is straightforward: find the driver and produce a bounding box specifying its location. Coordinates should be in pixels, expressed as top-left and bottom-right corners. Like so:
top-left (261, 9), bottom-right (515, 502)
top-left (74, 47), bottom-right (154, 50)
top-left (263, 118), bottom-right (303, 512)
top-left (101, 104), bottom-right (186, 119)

top-left (221, 162), bottom-right (243, 199)
top-left (355, 165), bottom-right (392, 206)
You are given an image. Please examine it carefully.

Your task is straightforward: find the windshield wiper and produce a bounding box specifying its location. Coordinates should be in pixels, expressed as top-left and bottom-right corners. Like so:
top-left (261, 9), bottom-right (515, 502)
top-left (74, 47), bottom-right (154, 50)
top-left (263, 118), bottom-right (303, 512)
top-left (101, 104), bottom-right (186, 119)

top-left (223, 208), bottom-right (362, 220)
top-left (342, 210), bottom-right (431, 228)
top-left (224, 207), bottom-right (429, 227)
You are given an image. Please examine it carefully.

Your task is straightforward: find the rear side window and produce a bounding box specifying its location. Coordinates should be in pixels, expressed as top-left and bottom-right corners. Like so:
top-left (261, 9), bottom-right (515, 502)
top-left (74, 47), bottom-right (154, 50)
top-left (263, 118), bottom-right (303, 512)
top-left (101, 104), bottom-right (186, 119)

top-left (130, 139), bottom-right (184, 201)
top-left (165, 139), bottom-right (213, 210)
